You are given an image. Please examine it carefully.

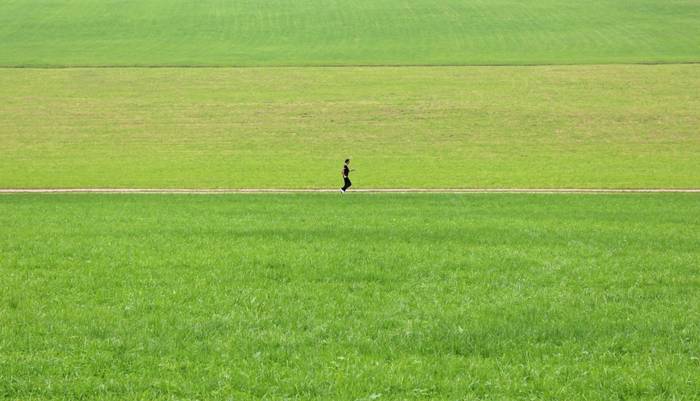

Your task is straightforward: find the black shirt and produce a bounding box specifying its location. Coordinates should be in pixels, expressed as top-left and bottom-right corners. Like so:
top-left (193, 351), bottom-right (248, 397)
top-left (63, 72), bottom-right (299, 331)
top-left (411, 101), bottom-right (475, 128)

top-left (343, 165), bottom-right (349, 177)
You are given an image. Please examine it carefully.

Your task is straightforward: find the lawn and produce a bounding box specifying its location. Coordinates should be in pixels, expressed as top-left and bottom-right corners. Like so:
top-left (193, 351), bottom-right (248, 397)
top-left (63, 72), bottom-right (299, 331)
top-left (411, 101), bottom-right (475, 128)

top-left (1, 0), bottom-right (699, 67)
top-left (2, 2), bottom-right (698, 401)
top-left (1, 193), bottom-right (698, 400)
top-left (1, 65), bottom-right (699, 189)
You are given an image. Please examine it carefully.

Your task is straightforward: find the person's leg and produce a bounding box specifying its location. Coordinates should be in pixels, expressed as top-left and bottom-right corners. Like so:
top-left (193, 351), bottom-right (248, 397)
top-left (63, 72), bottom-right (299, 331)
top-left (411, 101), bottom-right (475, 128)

top-left (342, 177), bottom-right (351, 191)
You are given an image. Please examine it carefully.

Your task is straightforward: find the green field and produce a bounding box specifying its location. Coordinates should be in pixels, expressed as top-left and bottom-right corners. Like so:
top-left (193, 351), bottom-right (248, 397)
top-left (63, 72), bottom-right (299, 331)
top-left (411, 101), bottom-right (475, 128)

top-left (1, 65), bottom-right (699, 189)
top-left (1, 0), bottom-right (699, 67)
top-left (1, 194), bottom-right (699, 400)
top-left (2, 0), bottom-right (699, 399)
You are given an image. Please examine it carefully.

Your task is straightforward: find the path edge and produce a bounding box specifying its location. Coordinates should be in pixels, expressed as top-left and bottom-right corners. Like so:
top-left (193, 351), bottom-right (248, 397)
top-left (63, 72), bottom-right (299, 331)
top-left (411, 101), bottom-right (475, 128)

top-left (1, 188), bottom-right (699, 194)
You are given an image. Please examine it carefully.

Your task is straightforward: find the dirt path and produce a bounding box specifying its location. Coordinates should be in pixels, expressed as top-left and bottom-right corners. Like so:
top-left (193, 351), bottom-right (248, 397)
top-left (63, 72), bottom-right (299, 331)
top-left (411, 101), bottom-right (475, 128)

top-left (1, 188), bottom-right (699, 194)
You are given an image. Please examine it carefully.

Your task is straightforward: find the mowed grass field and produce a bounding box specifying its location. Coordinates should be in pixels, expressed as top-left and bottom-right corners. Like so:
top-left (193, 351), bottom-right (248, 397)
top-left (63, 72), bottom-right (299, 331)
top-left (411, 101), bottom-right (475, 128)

top-left (2, 1), bottom-right (699, 400)
top-left (1, 65), bottom-right (699, 189)
top-left (1, 194), bottom-right (699, 400)
top-left (0, 0), bottom-right (699, 67)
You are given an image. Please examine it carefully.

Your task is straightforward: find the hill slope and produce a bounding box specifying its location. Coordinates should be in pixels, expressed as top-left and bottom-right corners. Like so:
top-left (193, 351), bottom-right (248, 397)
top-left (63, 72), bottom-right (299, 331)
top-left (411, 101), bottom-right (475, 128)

top-left (1, 0), bottom-right (699, 66)
top-left (1, 65), bottom-right (698, 189)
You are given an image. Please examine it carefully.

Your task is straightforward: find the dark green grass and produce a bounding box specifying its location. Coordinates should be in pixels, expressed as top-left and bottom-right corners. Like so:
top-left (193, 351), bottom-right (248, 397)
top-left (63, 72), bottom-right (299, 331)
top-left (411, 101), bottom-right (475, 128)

top-left (1, 194), bottom-right (699, 400)
top-left (1, 0), bottom-right (699, 67)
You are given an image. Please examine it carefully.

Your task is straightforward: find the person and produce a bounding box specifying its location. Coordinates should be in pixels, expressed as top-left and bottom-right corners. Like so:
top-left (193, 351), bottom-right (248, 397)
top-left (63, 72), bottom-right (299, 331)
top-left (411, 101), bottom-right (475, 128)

top-left (340, 159), bottom-right (352, 193)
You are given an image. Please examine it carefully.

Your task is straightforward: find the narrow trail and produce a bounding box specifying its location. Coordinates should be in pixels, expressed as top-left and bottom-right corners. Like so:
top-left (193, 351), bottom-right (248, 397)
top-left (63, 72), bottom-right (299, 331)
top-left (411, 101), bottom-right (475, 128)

top-left (1, 188), bottom-right (699, 194)
top-left (2, 61), bottom-right (700, 69)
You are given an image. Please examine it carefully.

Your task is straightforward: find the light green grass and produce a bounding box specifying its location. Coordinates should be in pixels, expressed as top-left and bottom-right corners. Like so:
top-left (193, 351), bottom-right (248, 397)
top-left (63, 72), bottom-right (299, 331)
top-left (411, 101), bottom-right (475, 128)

top-left (0, 0), bottom-right (699, 67)
top-left (1, 193), bottom-right (699, 400)
top-left (1, 65), bottom-right (699, 189)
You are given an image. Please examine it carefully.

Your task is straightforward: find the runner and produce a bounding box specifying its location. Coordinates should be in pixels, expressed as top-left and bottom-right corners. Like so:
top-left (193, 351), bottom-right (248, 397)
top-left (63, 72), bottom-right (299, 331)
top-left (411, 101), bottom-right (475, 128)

top-left (340, 159), bottom-right (352, 193)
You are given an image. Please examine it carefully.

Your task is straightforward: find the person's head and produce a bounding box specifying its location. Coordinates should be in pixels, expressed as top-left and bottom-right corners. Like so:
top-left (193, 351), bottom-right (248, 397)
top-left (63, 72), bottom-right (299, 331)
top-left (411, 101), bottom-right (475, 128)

top-left (345, 158), bottom-right (350, 165)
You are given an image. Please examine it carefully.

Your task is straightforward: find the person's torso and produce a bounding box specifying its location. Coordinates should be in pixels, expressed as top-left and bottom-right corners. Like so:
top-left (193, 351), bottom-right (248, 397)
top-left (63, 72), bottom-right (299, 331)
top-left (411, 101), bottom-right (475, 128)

top-left (343, 165), bottom-right (349, 176)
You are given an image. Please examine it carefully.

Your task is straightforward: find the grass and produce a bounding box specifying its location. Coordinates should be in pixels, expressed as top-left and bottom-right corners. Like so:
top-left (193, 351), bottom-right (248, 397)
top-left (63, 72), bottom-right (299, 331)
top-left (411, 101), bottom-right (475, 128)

top-left (1, 193), bottom-right (699, 400)
top-left (1, 65), bottom-right (699, 189)
top-left (0, 0), bottom-right (699, 67)
top-left (2, 3), bottom-right (698, 399)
